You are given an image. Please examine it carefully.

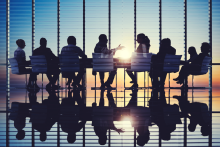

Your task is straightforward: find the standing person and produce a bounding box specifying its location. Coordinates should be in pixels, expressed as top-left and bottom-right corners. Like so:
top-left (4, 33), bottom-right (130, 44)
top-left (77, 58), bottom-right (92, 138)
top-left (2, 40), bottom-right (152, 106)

top-left (94, 34), bottom-right (124, 88)
top-left (14, 39), bottom-right (38, 88)
top-left (61, 36), bottom-right (87, 88)
top-left (126, 33), bottom-right (151, 89)
top-left (33, 38), bottom-right (60, 89)
top-left (150, 38), bottom-right (176, 88)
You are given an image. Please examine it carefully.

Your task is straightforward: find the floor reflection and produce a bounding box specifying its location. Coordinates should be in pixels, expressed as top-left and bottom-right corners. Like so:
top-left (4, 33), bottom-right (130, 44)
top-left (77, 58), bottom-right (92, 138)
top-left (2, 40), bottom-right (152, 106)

top-left (1, 85), bottom-right (219, 147)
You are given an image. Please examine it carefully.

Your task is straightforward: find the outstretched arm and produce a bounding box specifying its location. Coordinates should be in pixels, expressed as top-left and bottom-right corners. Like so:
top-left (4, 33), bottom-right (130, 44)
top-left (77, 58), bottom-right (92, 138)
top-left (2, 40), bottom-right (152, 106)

top-left (110, 124), bottom-right (125, 134)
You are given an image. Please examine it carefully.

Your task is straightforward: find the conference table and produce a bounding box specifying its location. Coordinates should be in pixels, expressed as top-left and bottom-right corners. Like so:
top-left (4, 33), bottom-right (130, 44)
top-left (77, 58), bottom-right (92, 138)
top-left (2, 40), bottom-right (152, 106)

top-left (83, 58), bottom-right (131, 69)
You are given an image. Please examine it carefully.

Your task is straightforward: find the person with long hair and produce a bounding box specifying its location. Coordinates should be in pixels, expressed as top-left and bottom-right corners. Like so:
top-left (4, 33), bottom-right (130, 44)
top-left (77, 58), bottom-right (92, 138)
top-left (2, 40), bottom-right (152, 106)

top-left (126, 33), bottom-right (151, 89)
top-left (174, 42), bottom-right (210, 84)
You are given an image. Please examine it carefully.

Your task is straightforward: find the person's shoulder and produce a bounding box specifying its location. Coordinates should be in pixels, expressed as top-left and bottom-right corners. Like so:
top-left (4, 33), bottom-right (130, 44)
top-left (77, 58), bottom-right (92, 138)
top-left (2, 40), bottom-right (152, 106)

top-left (33, 47), bottom-right (39, 54)
top-left (62, 45), bottom-right (69, 49)
top-left (45, 47), bottom-right (52, 51)
top-left (170, 46), bottom-right (176, 51)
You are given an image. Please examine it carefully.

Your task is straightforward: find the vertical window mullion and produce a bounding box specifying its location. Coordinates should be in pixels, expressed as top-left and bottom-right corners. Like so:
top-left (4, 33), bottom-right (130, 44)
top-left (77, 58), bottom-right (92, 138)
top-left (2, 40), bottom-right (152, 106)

top-left (209, 0), bottom-right (212, 146)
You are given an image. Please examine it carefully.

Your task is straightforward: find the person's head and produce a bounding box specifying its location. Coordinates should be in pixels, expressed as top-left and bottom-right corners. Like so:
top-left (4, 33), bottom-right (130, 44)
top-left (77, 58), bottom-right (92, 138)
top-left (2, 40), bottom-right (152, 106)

top-left (137, 134), bottom-right (150, 146)
top-left (137, 33), bottom-right (145, 44)
top-left (67, 133), bottom-right (76, 143)
top-left (201, 125), bottom-right (210, 136)
top-left (40, 38), bottom-right (47, 47)
top-left (188, 46), bottom-right (197, 55)
top-left (16, 39), bottom-right (26, 49)
top-left (99, 34), bottom-right (108, 44)
top-left (40, 132), bottom-right (47, 142)
top-left (161, 38), bottom-right (171, 48)
top-left (160, 131), bottom-right (171, 141)
top-left (98, 135), bottom-right (107, 145)
top-left (67, 36), bottom-right (76, 45)
top-left (16, 130), bottom-right (25, 140)
top-left (188, 122), bottom-right (197, 132)
top-left (201, 42), bottom-right (210, 54)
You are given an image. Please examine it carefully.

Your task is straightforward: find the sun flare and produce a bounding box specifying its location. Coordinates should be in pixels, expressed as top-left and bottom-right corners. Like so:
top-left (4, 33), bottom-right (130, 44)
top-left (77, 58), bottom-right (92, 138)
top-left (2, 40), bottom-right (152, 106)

top-left (115, 49), bottom-right (132, 59)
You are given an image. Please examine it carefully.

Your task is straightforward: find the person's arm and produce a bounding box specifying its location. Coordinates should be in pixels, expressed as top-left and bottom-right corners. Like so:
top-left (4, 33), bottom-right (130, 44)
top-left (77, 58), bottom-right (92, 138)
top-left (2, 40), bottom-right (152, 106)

top-left (48, 48), bottom-right (57, 60)
top-left (77, 47), bottom-right (87, 59)
top-left (110, 123), bottom-right (124, 134)
top-left (75, 120), bottom-right (87, 132)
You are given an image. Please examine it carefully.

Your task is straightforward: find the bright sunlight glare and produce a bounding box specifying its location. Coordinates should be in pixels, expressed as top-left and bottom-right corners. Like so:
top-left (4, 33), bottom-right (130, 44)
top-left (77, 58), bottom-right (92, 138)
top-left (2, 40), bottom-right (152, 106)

top-left (115, 48), bottom-right (132, 59)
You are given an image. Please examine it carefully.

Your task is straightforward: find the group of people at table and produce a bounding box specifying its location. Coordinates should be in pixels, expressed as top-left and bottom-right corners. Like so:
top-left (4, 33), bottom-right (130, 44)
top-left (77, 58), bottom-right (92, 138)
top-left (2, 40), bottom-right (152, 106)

top-left (10, 88), bottom-right (210, 146)
top-left (14, 33), bottom-right (211, 89)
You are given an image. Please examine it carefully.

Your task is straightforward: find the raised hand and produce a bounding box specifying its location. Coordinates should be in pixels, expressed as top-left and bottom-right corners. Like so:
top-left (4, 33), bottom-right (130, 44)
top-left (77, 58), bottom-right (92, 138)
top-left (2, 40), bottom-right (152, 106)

top-left (116, 44), bottom-right (125, 50)
top-left (116, 128), bottom-right (125, 134)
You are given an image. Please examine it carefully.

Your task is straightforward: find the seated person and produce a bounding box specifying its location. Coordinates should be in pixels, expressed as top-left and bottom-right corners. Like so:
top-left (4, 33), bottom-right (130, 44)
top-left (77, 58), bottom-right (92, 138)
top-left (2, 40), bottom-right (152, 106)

top-left (92, 90), bottom-right (124, 145)
top-left (31, 89), bottom-right (59, 142)
top-left (187, 46), bottom-right (198, 63)
top-left (60, 90), bottom-right (86, 143)
top-left (174, 88), bottom-right (211, 136)
top-left (14, 39), bottom-right (38, 88)
top-left (126, 90), bottom-right (151, 146)
top-left (126, 33), bottom-right (151, 89)
top-left (94, 34), bottom-right (124, 88)
top-left (174, 42), bottom-right (210, 84)
top-left (33, 38), bottom-right (60, 89)
top-left (150, 38), bottom-right (176, 88)
top-left (9, 102), bottom-right (30, 140)
top-left (149, 88), bottom-right (180, 141)
top-left (61, 36), bottom-right (87, 88)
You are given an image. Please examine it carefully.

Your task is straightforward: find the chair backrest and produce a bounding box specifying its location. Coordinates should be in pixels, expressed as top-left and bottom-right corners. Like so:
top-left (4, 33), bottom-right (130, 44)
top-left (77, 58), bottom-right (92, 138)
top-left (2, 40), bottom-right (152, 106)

top-left (9, 102), bottom-right (20, 120)
top-left (8, 58), bottom-right (19, 74)
top-left (29, 55), bottom-right (47, 73)
top-left (130, 53), bottom-right (152, 72)
top-left (92, 53), bottom-right (114, 72)
top-left (200, 103), bottom-right (210, 124)
top-left (163, 54), bottom-right (182, 73)
top-left (59, 54), bottom-right (80, 72)
top-left (200, 56), bottom-right (212, 74)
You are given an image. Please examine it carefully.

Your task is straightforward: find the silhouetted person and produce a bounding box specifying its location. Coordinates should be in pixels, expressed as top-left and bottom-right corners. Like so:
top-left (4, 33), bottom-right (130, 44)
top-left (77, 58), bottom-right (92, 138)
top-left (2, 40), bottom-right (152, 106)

top-left (92, 89), bottom-right (124, 145)
top-left (33, 38), bottom-right (60, 89)
top-left (126, 33), bottom-right (151, 89)
top-left (106, 90), bottom-right (116, 108)
top-left (187, 46), bottom-right (198, 63)
top-left (31, 89), bottom-right (59, 141)
top-left (14, 39), bottom-right (38, 88)
top-left (94, 34), bottom-right (124, 88)
top-left (61, 36), bottom-right (87, 88)
top-left (150, 38), bottom-right (176, 88)
top-left (174, 46), bottom-right (198, 82)
top-left (9, 102), bottom-right (30, 140)
top-left (126, 89), bottom-right (151, 146)
top-left (149, 88), bottom-right (180, 141)
top-left (174, 42), bottom-right (210, 84)
top-left (174, 88), bottom-right (211, 136)
top-left (60, 90), bottom-right (86, 143)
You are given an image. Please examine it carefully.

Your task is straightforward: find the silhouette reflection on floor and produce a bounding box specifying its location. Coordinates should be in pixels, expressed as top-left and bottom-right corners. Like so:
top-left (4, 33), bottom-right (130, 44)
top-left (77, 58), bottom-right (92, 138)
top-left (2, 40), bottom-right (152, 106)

top-left (8, 86), bottom-right (211, 146)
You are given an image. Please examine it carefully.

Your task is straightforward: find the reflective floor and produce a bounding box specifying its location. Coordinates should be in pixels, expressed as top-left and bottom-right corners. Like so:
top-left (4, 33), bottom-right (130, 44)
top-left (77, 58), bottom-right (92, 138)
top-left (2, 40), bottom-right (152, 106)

top-left (0, 70), bottom-right (220, 147)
